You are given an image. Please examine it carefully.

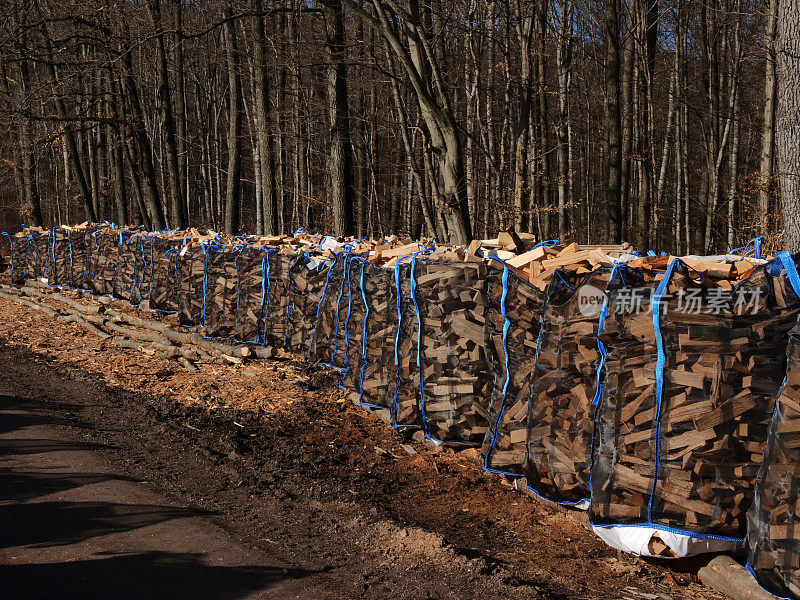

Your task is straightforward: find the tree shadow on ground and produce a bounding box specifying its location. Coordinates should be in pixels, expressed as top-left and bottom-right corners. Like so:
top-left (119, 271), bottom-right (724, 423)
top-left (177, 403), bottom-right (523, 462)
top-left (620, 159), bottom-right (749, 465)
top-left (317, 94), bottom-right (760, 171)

top-left (0, 551), bottom-right (316, 600)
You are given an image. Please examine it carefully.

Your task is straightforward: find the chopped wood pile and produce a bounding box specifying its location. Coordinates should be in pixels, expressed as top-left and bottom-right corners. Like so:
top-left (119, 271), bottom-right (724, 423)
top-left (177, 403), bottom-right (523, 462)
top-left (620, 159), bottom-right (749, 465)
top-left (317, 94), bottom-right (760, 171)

top-left (522, 269), bottom-right (616, 505)
top-left (352, 261), bottom-right (398, 410)
top-left (6, 223), bottom-right (800, 577)
top-left (481, 262), bottom-right (546, 475)
top-left (748, 316), bottom-right (800, 599)
top-left (593, 258), bottom-right (799, 545)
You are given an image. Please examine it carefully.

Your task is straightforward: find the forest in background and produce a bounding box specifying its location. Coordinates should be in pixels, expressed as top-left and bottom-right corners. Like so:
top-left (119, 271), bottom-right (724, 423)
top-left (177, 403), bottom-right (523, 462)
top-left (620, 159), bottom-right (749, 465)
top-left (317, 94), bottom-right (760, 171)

top-left (0, 0), bottom-right (798, 254)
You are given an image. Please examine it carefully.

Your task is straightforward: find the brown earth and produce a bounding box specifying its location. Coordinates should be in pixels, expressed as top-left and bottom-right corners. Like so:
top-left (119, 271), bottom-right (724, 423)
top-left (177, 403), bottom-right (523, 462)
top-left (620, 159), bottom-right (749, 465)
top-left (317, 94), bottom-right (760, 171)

top-left (0, 291), bottom-right (729, 599)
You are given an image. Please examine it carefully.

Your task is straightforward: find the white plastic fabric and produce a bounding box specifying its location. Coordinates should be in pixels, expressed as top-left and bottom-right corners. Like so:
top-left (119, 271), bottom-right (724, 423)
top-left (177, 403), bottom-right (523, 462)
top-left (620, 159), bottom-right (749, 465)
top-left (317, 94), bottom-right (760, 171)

top-left (319, 236), bottom-right (345, 253)
top-left (591, 525), bottom-right (744, 558)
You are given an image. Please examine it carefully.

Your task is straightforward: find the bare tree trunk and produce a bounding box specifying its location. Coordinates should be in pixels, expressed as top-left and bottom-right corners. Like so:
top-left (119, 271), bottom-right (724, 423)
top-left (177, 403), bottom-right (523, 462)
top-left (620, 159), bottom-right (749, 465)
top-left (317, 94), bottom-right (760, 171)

top-left (252, 0), bottom-right (279, 234)
top-left (147, 0), bottom-right (185, 229)
top-left (535, 0), bottom-right (550, 236)
top-left (760, 0), bottom-right (779, 233)
top-left (36, 11), bottom-right (97, 223)
top-left (347, 0), bottom-right (472, 242)
top-left (604, 0), bottom-right (623, 243)
top-left (512, 2), bottom-right (534, 232)
top-left (556, 0), bottom-right (574, 237)
top-left (728, 97), bottom-right (740, 247)
top-left (172, 1), bottom-right (189, 225)
top-left (634, 0), bottom-right (658, 251)
top-left (322, 0), bottom-right (356, 236)
top-left (223, 4), bottom-right (242, 234)
top-left (777, 0), bottom-right (800, 251)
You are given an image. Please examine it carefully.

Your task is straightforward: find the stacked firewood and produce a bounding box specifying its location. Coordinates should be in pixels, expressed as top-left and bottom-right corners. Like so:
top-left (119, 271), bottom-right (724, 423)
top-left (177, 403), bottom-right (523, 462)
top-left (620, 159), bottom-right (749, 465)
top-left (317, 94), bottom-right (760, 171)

top-left (592, 257), bottom-right (799, 540)
top-left (414, 259), bottom-right (491, 445)
top-left (149, 237), bottom-right (183, 313)
top-left (748, 316), bottom-right (800, 599)
top-left (48, 227), bottom-right (73, 287)
top-left (204, 246), bottom-right (244, 338)
top-left (521, 269), bottom-right (620, 505)
top-left (9, 227), bottom-right (48, 285)
top-left (308, 252), bottom-right (348, 365)
top-left (481, 263), bottom-right (547, 475)
top-left (354, 261), bottom-right (399, 409)
top-left (234, 246), bottom-right (268, 344)
top-left (91, 229), bottom-right (132, 296)
top-left (112, 233), bottom-right (143, 303)
top-left (178, 244), bottom-right (209, 327)
top-left (286, 254), bottom-right (332, 352)
top-left (392, 260), bottom-right (422, 428)
top-left (341, 257), bottom-right (369, 393)
top-left (261, 252), bottom-right (295, 347)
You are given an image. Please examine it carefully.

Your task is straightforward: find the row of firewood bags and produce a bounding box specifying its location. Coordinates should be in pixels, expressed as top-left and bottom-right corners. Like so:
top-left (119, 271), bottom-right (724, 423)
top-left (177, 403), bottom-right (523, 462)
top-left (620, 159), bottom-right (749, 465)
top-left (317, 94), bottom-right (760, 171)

top-left (9, 224), bottom-right (800, 597)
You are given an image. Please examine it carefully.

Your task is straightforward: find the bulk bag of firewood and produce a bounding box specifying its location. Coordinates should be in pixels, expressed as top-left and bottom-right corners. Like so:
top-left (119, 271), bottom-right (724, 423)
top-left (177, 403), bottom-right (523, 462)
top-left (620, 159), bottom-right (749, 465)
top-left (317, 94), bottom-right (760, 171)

top-left (350, 260), bottom-right (399, 409)
top-left (30, 229), bottom-right (50, 282)
top-left (481, 260), bottom-right (547, 475)
top-left (335, 254), bottom-right (367, 376)
top-left (91, 230), bottom-right (130, 296)
top-left (177, 244), bottom-right (209, 326)
top-left (747, 313), bottom-right (800, 599)
top-left (130, 235), bottom-right (154, 305)
top-left (47, 227), bottom-right (73, 287)
top-left (285, 253), bottom-right (332, 352)
top-left (67, 227), bottom-right (93, 290)
top-left (591, 254), bottom-right (800, 557)
top-left (523, 267), bottom-right (643, 507)
top-left (233, 246), bottom-right (269, 344)
top-left (341, 257), bottom-right (369, 392)
top-left (412, 258), bottom-right (491, 445)
top-left (8, 230), bottom-right (39, 284)
top-left (82, 229), bottom-right (100, 290)
top-left (260, 252), bottom-right (295, 348)
top-left (148, 238), bottom-right (183, 313)
top-left (308, 251), bottom-right (353, 366)
top-left (6, 231), bottom-right (23, 284)
top-left (203, 246), bottom-right (243, 338)
top-left (112, 234), bottom-right (141, 302)
top-left (392, 257), bottom-right (423, 428)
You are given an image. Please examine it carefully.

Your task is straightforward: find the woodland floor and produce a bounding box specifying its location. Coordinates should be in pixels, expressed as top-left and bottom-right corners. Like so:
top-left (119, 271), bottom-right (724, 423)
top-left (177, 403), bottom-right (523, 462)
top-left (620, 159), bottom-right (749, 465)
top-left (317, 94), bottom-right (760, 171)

top-left (0, 285), bottom-right (733, 599)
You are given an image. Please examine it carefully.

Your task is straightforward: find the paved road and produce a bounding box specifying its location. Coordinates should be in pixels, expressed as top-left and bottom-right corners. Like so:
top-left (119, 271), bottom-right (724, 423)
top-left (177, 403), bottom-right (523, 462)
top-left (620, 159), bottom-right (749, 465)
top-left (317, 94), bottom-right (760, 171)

top-left (0, 388), bottom-right (323, 600)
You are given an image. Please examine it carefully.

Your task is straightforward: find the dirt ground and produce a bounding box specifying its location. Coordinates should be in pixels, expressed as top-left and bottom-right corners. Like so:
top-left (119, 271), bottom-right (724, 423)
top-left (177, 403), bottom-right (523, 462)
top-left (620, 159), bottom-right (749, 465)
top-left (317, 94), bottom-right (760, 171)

top-left (0, 290), bottom-right (731, 599)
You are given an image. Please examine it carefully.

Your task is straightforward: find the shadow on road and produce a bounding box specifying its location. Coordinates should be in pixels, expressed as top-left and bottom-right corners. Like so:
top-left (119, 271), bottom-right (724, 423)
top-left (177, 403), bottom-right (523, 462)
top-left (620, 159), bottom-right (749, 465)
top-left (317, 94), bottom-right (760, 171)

top-left (0, 500), bottom-right (203, 550)
top-left (0, 551), bottom-right (315, 600)
top-left (0, 468), bottom-right (137, 502)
